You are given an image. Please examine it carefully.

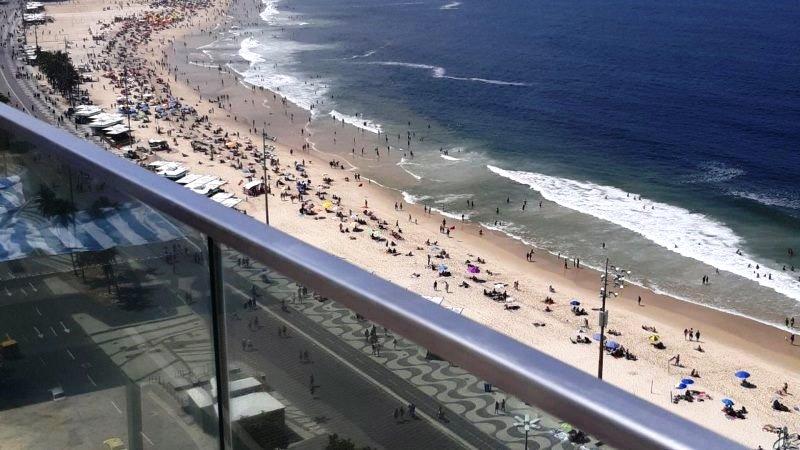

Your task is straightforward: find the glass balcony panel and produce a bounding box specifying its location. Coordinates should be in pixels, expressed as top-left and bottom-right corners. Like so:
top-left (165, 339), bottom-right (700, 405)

top-left (220, 245), bottom-right (607, 450)
top-left (0, 128), bottom-right (220, 449)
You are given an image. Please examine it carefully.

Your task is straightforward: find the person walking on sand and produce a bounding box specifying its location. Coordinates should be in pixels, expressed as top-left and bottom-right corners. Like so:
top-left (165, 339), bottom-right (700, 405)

top-left (695, 330), bottom-right (701, 341)
top-left (683, 328), bottom-right (688, 340)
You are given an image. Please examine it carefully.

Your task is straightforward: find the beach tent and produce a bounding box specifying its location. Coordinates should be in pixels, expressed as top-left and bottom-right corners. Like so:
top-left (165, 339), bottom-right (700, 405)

top-left (221, 198), bottom-right (242, 208)
top-left (176, 173), bottom-right (202, 185)
top-left (210, 192), bottom-right (234, 203)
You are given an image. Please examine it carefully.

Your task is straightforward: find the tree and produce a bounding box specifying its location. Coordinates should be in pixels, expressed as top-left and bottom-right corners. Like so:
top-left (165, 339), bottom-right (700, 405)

top-left (35, 184), bottom-right (75, 226)
top-left (36, 50), bottom-right (80, 98)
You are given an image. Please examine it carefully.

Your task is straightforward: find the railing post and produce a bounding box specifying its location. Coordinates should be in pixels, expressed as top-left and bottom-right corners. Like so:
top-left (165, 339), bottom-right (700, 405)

top-left (208, 236), bottom-right (232, 449)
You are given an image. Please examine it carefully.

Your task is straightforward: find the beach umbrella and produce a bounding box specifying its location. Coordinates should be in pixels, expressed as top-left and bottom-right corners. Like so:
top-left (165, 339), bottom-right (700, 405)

top-left (675, 383), bottom-right (688, 390)
top-left (605, 340), bottom-right (620, 350)
top-left (647, 334), bottom-right (660, 342)
top-left (322, 200), bottom-right (333, 210)
top-left (437, 264), bottom-right (448, 273)
top-left (559, 423), bottom-right (573, 433)
top-left (570, 300), bottom-right (581, 306)
top-left (592, 333), bottom-right (604, 342)
top-left (721, 398), bottom-right (735, 407)
top-left (680, 378), bottom-right (695, 385)
top-left (734, 371), bottom-right (750, 379)
top-left (467, 265), bottom-right (480, 274)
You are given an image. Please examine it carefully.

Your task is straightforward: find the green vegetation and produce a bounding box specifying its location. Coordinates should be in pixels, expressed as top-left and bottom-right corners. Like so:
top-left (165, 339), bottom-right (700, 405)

top-left (0, 92), bottom-right (8, 104)
top-left (36, 50), bottom-right (80, 97)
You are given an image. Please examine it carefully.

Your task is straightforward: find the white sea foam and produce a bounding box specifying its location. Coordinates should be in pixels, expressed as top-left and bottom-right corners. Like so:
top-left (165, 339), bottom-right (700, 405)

top-left (440, 1), bottom-right (461, 10)
top-left (730, 191), bottom-right (800, 210)
top-left (188, 61), bottom-right (220, 69)
top-left (368, 61), bottom-right (530, 87)
top-left (260, 0), bottom-right (280, 24)
top-left (683, 162), bottom-right (745, 184)
top-left (397, 158), bottom-right (423, 180)
top-left (487, 164), bottom-right (800, 302)
top-left (349, 49), bottom-right (377, 59)
top-left (238, 37), bottom-right (265, 64)
top-left (440, 154), bottom-right (461, 161)
top-left (434, 193), bottom-right (472, 204)
top-left (234, 37), bottom-right (329, 113)
top-left (401, 191), bottom-right (430, 204)
top-left (433, 208), bottom-right (469, 221)
top-left (329, 110), bottom-right (383, 134)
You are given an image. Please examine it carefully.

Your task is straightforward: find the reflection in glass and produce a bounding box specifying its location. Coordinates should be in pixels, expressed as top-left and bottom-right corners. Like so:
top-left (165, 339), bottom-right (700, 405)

top-left (0, 130), bottom-right (219, 449)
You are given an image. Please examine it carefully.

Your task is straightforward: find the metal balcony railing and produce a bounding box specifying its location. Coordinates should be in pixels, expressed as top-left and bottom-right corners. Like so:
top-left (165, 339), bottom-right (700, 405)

top-left (0, 103), bottom-right (745, 450)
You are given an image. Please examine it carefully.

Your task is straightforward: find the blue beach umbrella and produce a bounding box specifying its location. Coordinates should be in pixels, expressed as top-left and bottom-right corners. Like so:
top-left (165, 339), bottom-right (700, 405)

top-left (734, 371), bottom-right (750, 379)
top-left (721, 398), bottom-right (735, 407)
top-left (605, 340), bottom-right (620, 350)
top-left (680, 378), bottom-right (695, 385)
top-left (570, 299), bottom-right (581, 306)
top-left (592, 333), bottom-right (603, 342)
top-left (675, 383), bottom-right (687, 390)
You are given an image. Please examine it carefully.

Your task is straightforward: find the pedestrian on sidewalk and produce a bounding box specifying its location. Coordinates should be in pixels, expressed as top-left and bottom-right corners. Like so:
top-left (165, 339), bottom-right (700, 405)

top-left (494, 401), bottom-right (499, 414)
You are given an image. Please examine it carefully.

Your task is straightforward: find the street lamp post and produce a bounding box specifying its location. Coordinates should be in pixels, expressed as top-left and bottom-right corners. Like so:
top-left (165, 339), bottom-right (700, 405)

top-left (513, 414), bottom-right (540, 450)
top-left (597, 259), bottom-right (629, 379)
top-left (261, 131), bottom-right (270, 225)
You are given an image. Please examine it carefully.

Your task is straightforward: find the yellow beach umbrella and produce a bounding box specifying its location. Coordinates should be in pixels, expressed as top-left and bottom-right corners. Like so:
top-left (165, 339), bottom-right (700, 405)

top-left (647, 334), bottom-right (660, 342)
top-left (322, 200), bottom-right (333, 210)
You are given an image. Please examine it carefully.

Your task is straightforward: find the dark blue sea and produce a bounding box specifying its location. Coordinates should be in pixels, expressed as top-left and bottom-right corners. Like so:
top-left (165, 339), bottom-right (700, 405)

top-left (220, 0), bottom-right (800, 326)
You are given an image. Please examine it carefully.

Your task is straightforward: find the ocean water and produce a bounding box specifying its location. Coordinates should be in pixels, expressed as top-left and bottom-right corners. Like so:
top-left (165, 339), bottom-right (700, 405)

top-left (219, 0), bottom-right (800, 327)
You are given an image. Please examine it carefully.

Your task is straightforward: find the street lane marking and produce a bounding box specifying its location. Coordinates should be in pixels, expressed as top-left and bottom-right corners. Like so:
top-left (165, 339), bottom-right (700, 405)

top-left (141, 432), bottom-right (154, 446)
top-left (33, 326), bottom-right (43, 339)
top-left (60, 321), bottom-right (70, 333)
top-left (66, 349), bottom-right (75, 360)
top-left (49, 326), bottom-right (57, 337)
top-left (110, 400), bottom-right (122, 414)
top-left (86, 373), bottom-right (97, 387)
top-left (35, 306), bottom-right (41, 316)
top-left (28, 282), bottom-right (37, 292)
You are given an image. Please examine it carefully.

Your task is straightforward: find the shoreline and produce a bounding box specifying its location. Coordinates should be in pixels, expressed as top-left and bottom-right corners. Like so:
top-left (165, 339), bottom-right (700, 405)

top-left (18, 0), bottom-right (800, 446)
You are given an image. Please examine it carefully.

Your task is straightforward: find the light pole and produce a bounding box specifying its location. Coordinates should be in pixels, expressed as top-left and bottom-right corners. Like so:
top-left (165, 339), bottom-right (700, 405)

top-left (513, 414), bottom-right (540, 450)
top-left (597, 259), bottom-right (629, 379)
top-left (261, 130), bottom-right (270, 225)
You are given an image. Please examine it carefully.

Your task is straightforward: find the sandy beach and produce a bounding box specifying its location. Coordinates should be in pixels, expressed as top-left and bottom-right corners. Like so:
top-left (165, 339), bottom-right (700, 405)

top-left (16, 0), bottom-right (800, 447)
